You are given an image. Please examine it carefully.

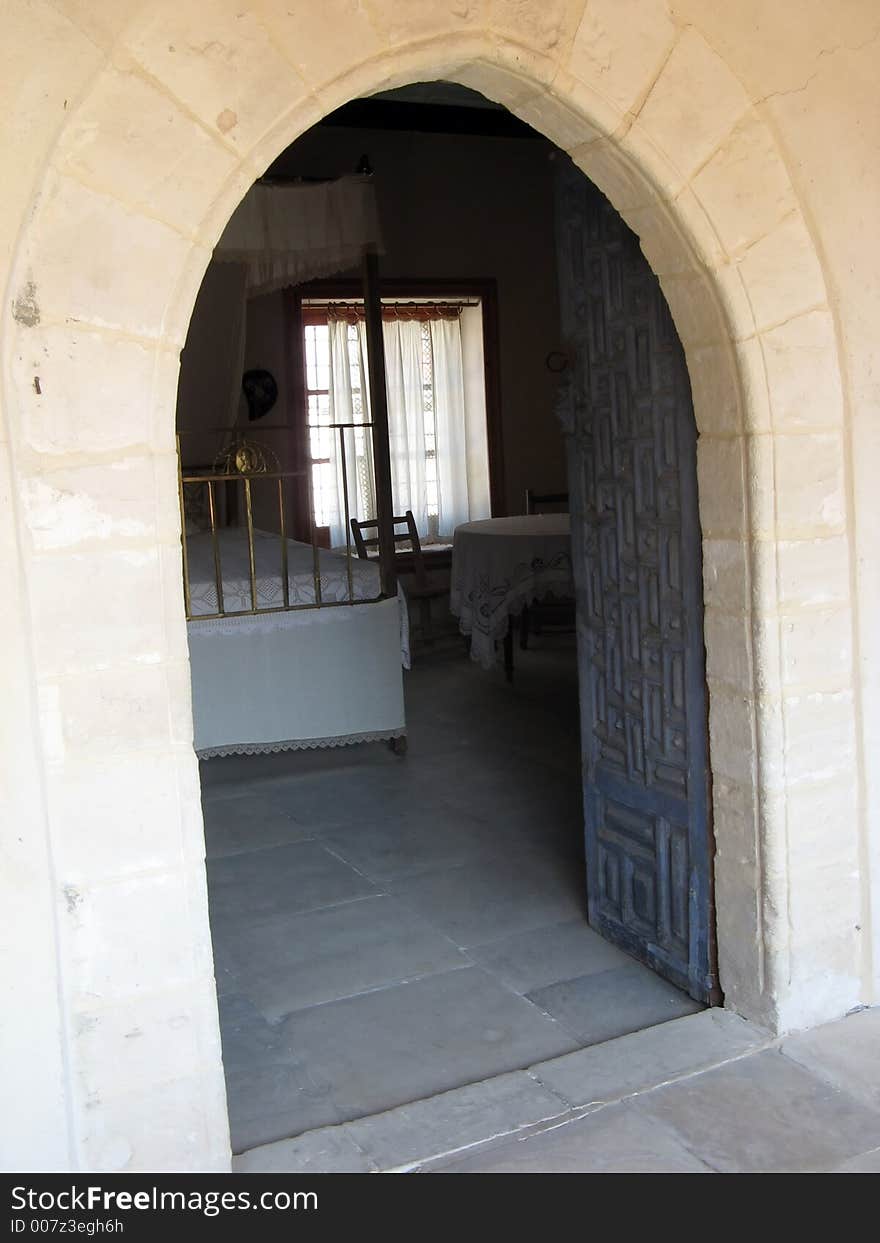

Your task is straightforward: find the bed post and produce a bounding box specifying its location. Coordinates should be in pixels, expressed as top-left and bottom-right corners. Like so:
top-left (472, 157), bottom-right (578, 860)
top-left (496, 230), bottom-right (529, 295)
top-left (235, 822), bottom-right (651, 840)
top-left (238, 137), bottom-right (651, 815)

top-left (361, 247), bottom-right (397, 598)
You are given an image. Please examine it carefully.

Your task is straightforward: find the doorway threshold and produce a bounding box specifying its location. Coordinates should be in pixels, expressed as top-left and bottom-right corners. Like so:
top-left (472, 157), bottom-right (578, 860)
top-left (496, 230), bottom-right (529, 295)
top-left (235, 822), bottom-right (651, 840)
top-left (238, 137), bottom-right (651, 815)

top-left (232, 1008), bottom-right (770, 1173)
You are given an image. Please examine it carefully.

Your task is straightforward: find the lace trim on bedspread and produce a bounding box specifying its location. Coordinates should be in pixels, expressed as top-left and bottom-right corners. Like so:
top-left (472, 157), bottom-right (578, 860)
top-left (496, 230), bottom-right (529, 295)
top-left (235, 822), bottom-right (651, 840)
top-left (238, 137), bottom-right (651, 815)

top-left (197, 727), bottom-right (406, 759)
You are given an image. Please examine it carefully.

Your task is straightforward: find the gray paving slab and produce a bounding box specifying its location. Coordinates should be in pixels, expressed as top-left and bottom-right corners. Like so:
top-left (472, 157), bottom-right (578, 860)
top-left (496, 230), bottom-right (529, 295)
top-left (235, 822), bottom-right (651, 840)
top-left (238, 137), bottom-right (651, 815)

top-left (527, 963), bottom-right (703, 1045)
top-left (252, 767), bottom-right (429, 833)
top-left (279, 967), bottom-right (579, 1123)
top-left (217, 995), bottom-right (340, 1154)
top-left (430, 1101), bottom-right (713, 1173)
top-left (532, 1007), bottom-right (771, 1107)
top-left (224, 894), bottom-right (468, 1020)
top-left (781, 1007), bottom-right (880, 1109)
top-left (233, 1127), bottom-right (374, 1174)
top-left (830, 1146), bottom-right (880, 1173)
top-left (639, 1047), bottom-right (880, 1172)
top-left (437, 762), bottom-right (582, 829)
top-left (207, 839), bottom-right (378, 926)
top-left (217, 993), bottom-right (286, 1067)
top-left (388, 848), bottom-right (585, 948)
top-left (343, 1070), bottom-right (567, 1171)
top-left (469, 919), bottom-right (632, 995)
top-left (201, 788), bottom-right (317, 859)
top-left (323, 807), bottom-right (502, 883)
top-left (225, 1065), bottom-right (342, 1155)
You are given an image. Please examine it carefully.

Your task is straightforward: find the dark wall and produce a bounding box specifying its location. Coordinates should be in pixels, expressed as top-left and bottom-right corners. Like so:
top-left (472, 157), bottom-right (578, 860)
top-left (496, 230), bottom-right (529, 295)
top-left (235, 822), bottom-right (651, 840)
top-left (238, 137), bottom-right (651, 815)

top-left (261, 120), bottom-right (568, 512)
top-left (179, 119), bottom-right (570, 514)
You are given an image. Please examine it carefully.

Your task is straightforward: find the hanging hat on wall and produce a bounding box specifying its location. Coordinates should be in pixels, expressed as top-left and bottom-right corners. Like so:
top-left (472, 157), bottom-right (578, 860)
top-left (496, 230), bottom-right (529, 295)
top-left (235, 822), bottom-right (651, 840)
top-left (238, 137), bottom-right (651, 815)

top-left (242, 368), bottom-right (278, 421)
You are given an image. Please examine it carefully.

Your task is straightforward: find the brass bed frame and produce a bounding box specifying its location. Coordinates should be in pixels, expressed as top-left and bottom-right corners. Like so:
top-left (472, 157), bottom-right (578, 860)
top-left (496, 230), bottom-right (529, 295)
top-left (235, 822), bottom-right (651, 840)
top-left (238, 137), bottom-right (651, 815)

top-left (176, 425), bottom-right (384, 622)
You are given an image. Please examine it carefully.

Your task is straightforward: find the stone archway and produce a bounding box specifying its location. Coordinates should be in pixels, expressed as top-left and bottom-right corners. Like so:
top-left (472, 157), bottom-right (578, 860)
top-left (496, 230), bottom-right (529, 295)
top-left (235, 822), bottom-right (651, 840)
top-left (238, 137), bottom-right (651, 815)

top-left (3, 2), bottom-right (861, 1172)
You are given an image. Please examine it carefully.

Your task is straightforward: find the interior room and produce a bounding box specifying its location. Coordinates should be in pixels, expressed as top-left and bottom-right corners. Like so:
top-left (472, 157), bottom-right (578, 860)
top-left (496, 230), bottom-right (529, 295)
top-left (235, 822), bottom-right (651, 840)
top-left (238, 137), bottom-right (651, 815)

top-left (175, 83), bottom-right (711, 1160)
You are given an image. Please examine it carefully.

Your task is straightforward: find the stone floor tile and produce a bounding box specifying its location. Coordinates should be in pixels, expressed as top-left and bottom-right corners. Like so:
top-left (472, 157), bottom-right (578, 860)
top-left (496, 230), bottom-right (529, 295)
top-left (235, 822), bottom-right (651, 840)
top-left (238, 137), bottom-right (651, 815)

top-left (217, 994), bottom-right (340, 1153)
top-left (323, 806), bottom-right (501, 883)
top-left (435, 757), bottom-right (581, 827)
top-left (216, 993), bottom-right (284, 1067)
top-left (781, 1007), bottom-right (880, 1109)
top-left (527, 963), bottom-right (702, 1045)
top-left (344, 1070), bottom-right (567, 1171)
top-left (388, 848), bottom-right (585, 948)
top-left (225, 1066), bottom-right (342, 1155)
top-left (829, 1146), bottom-right (880, 1173)
top-left (207, 839), bottom-right (378, 927)
top-left (279, 967), bottom-right (579, 1123)
top-left (639, 1048), bottom-right (880, 1173)
top-left (233, 1127), bottom-right (374, 1174)
top-left (225, 894), bottom-right (468, 1020)
top-left (258, 767), bottom-right (431, 834)
top-left (469, 919), bottom-right (633, 994)
top-left (430, 1101), bottom-right (713, 1173)
top-left (532, 1008), bottom-right (771, 1107)
top-left (202, 789), bottom-right (316, 859)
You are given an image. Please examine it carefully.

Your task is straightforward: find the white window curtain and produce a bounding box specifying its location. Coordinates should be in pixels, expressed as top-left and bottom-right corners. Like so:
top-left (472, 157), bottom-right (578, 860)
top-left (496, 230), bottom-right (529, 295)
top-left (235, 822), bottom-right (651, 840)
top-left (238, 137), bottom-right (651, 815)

top-left (324, 312), bottom-right (489, 547)
top-left (326, 318), bottom-right (375, 548)
top-left (430, 316), bottom-right (471, 538)
top-left (384, 318), bottom-right (429, 534)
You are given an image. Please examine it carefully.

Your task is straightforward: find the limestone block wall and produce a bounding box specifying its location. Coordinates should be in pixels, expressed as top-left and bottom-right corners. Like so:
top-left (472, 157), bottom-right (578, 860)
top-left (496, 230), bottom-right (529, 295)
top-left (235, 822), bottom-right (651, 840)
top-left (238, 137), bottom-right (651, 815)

top-left (0, 0), bottom-right (877, 1172)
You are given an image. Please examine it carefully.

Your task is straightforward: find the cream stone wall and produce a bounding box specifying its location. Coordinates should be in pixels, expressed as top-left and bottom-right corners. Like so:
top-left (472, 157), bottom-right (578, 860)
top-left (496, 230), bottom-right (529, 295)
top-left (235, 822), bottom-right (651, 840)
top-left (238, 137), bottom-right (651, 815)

top-left (1, 0), bottom-right (877, 1173)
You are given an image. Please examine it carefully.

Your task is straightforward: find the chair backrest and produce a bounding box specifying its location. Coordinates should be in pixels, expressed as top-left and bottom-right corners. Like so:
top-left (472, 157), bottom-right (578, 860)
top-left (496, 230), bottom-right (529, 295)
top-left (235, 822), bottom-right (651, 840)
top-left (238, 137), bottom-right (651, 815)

top-left (350, 511), bottom-right (429, 589)
top-left (525, 489), bottom-right (569, 514)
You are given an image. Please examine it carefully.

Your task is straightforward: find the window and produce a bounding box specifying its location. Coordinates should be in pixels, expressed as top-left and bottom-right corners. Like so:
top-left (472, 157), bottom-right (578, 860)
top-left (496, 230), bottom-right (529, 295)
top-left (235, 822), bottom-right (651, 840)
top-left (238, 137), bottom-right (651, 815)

top-left (298, 288), bottom-right (496, 547)
top-left (303, 318), bottom-right (372, 534)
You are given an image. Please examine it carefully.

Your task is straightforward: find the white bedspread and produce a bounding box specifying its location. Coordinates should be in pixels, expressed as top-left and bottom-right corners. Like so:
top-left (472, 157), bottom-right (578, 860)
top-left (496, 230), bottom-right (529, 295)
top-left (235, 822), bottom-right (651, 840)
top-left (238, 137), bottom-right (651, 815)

top-left (186, 527), bottom-right (381, 615)
top-left (188, 597), bottom-right (406, 756)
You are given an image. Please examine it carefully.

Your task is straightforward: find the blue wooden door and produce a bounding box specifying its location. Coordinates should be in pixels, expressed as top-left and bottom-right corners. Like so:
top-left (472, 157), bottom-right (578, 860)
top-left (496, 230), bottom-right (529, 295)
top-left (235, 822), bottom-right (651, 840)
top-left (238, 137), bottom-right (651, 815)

top-left (555, 161), bottom-right (718, 1003)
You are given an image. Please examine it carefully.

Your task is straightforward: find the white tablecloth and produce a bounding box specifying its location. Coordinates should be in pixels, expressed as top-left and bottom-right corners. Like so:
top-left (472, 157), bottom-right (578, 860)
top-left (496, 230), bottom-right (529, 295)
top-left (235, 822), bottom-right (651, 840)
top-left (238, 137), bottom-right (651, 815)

top-left (449, 514), bottom-right (574, 669)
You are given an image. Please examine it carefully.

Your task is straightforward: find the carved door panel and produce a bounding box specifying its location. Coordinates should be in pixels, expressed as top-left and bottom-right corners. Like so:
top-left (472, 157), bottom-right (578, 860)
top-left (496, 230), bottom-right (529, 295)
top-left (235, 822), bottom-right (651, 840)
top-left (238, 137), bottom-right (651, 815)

top-left (555, 160), bottom-right (717, 1003)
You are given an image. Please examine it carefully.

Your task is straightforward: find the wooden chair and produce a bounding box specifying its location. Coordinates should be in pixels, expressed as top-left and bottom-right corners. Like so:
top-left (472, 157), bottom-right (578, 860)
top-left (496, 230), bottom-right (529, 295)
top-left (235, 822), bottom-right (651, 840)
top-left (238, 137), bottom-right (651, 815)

top-left (350, 511), bottom-right (447, 646)
top-left (521, 489), bottom-right (572, 649)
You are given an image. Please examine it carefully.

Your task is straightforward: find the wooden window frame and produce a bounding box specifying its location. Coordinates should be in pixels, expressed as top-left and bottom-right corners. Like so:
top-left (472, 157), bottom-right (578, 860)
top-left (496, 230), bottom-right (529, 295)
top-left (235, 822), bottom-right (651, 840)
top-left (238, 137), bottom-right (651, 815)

top-left (283, 277), bottom-right (506, 531)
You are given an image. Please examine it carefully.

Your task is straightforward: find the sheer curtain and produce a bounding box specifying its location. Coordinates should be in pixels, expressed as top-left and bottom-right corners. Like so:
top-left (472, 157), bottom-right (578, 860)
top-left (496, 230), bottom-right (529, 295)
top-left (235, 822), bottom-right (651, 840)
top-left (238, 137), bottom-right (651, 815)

top-left (430, 316), bottom-right (470, 536)
top-left (326, 317), bottom-right (374, 548)
top-left (384, 318), bottom-right (428, 534)
top-left (325, 311), bottom-right (486, 546)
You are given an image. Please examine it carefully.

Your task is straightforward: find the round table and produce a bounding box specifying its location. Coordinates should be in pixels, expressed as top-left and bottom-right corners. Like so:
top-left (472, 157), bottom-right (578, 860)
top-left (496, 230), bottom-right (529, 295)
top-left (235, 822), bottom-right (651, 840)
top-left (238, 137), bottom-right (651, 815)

top-left (450, 513), bottom-right (573, 671)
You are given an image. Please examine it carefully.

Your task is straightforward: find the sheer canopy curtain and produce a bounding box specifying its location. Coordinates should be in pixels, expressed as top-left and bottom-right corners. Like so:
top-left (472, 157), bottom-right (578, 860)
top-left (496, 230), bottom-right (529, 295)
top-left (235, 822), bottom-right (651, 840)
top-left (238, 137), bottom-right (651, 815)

top-left (325, 309), bottom-right (489, 547)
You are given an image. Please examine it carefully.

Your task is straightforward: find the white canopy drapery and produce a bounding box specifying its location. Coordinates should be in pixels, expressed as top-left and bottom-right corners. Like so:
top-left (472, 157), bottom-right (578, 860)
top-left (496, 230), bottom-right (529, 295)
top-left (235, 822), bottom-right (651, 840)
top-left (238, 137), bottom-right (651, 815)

top-left (176, 174), bottom-right (385, 442)
top-left (214, 175), bottom-right (384, 296)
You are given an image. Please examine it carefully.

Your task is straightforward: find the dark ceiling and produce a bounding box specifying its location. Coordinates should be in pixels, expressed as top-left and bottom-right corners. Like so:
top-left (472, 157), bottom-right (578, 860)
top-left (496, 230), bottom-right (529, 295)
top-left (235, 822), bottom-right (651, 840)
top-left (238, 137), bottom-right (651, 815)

top-left (319, 82), bottom-right (543, 141)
